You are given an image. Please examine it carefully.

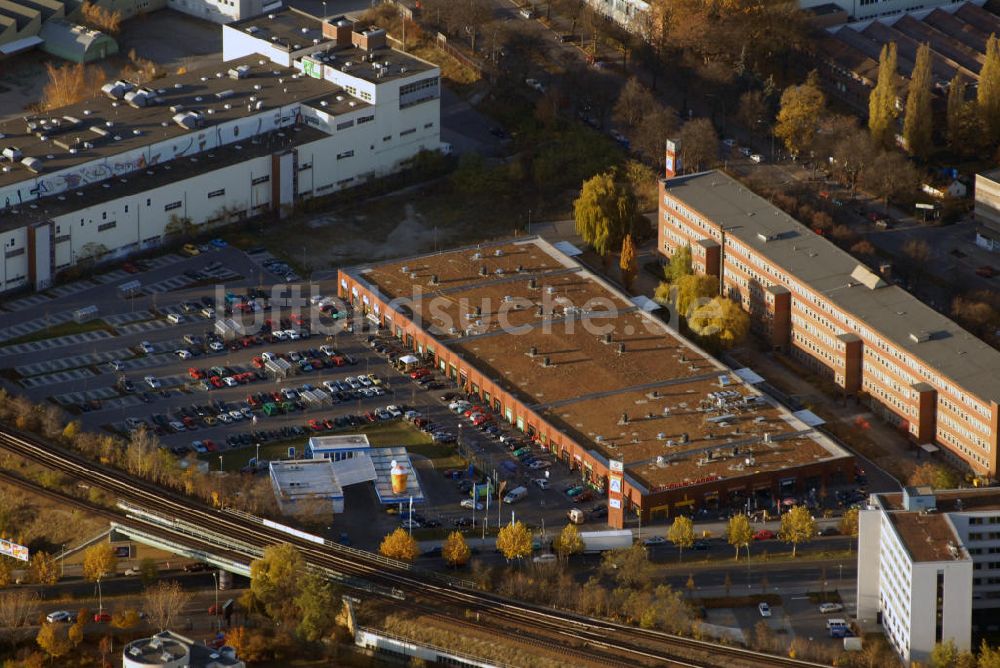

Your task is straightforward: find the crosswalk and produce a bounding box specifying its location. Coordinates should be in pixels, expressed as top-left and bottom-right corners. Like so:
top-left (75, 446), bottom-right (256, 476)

top-left (20, 368), bottom-right (95, 389)
top-left (16, 349), bottom-right (127, 377)
top-left (47, 280), bottom-right (99, 299)
top-left (144, 275), bottom-right (195, 294)
top-left (3, 293), bottom-right (52, 312)
top-left (0, 329), bottom-right (112, 357)
top-left (105, 310), bottom-right (156, 326)
top-left (117, 319), bottom-right (170, 335)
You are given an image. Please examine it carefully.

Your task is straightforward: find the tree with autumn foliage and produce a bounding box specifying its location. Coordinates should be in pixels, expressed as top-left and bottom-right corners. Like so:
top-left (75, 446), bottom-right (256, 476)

top-left (619, 234), bottom-right (638, 292)
top-left (27, 551), bottom-right (59, 586)
top-left (774, 71), bottom-right (826, 159)
top-left (40, 62), bottom-right (107, 110)
top-left (574, 170), bottom-right (638, 266)
top-left (379, 528), bottom-right (419, 561)
top-left (80, 1), bottom-right (122, 33)
top-left (496, 521), bottom-right (533, 561)
top-left (903, 43), bottom-right (934, 160)
top-left (869, 42), bottom-right (899, 147)
top-left (442, 531), bottom-right (471, 568)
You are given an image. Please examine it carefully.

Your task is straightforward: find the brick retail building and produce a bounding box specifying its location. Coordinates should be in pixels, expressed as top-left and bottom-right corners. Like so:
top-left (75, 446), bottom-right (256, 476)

top-left (339, 237), bottom-right (853, 529)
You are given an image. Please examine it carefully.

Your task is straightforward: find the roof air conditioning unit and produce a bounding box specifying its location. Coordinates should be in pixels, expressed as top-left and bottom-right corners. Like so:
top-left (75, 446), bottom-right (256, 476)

top-left (542, 356), bottom-right (551, 367)
top-left (528, 346), bottom-right (537, 357)
top-left (478, 266), bottom-right (488, 276)
top-left (617, 343), bottom-right (625, 354)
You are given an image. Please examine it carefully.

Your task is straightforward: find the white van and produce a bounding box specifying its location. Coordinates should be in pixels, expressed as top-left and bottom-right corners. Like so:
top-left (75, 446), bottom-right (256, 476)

top-left (826, 618), bottom-right (848, 630)
top-left (166, 313), bottom-right (183, 324)
top-left (503, 486), bottom-right (528, 504)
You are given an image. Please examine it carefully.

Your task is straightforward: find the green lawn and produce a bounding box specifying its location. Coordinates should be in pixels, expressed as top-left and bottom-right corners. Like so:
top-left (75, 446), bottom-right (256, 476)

top-left (210, 419), bottom-right (437, 471)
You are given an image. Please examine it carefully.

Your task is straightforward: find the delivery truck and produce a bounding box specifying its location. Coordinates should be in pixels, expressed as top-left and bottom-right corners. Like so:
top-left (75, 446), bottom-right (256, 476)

top-left (579, 530), bottom-right (633, 553)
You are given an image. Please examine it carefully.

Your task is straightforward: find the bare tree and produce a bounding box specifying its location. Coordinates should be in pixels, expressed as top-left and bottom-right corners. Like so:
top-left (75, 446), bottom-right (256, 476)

top-left (144, 581), bottom-right (191, 632)
top-left (632, 106), bottom-right (679, 162)
top-left (679, 118), bottom-right (718, 172)
top-left (613, 78), bottom-right (657, 130)
top-left (0, 590), bottom-right (40, 640)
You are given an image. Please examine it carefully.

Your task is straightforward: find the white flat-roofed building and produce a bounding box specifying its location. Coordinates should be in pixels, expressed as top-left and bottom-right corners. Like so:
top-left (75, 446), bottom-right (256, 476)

top-left (856, 486), bottom-right (1000, 663)
top-left (0, 8), bottom-right (442, 294)
top-left (123, 631), bottom-right (244, 668)
top-left (307, 433), bottom-right (371, 460)
top-left (269, 458), bottom-right (344, 514)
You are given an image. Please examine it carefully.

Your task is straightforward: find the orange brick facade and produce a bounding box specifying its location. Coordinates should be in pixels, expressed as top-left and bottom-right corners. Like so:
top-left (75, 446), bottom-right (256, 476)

top-left (339, 268), bottom-right (855, 526)
top-left (658, 180), bottom-right (1000, 477)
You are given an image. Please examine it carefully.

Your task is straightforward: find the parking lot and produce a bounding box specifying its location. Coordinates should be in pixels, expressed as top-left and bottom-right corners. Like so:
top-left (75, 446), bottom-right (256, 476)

top-left (0, 244), bottom-right (601, 545)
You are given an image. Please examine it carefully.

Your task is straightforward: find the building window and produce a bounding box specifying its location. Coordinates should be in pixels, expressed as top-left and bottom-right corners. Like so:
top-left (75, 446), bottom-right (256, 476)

top-left (125, 205), bottom-right (128, 213)
top-left (383, 135), bottom-right (392, 142)
top-left (164, 201), bottom-right (182, 211)
top-left (400, 128), bottom-right (416, 136)
top-left (336, 120), bottom-right (354, 130)
top-left (358, 114), bottom-right (374, 124)
top-left (424, 122), bottom-right (434, 128)
top-left (336, 150), bottom-right (354, 160)
top-left (207, 189), bottom-right (225, 198)
top-left (252, 175), bottom-right (269, 185)
top-left (98, 221), bottom-right (117, 232)
top-left (102, 212), bottom-right (107, 220)
top-left (146, 198), bottom-right (151, 206)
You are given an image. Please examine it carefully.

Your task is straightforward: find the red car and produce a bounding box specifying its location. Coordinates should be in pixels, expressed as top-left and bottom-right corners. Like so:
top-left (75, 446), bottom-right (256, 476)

top-left (331, 355), bottom-right (346, 366)
top-left (188, 367), bottom-right (205, 380)
top-left (93, 611), bottom-right (111, 623)
top-left (322, 418), bottom-right (335, 430)
top-left (409, 368), bottom-right (430, 379)
top-left (246, 394), bottom-right (260, 407)
top-left (122, 262), bottom-right (140, 274)
top-left (203, 439), bottom-right (218, 452)
top-left (209, 376), bottom-right (223, 388)
top-left (754, 529), bottom-right (775, 541)
top-left (308, 419), bottom-right (324, 432)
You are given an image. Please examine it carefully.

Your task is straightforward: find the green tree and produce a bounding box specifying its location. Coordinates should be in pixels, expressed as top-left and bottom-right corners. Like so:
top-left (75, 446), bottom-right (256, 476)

top-left (774, 71), bottom-right (826, 159)
top-left (675, 274), bottom-right (718, 319)
top-left (667, 515), bottom-right (694, 562)
top-left (573, 170), bottom-right (638, 265)
top-left (294, 572), bottom-right (337, 642)
top-left (379, 528), bottom-right (420, 562)
top-left (726, 514), bottom-right (753, 561)
top-left (979, 34), bottom-right (1000, 144)
top-left (688, 296), bottom-right (750, 349)
top-left (903, 42), bottom-right (934, 159)
top-left (27, 552), bottom-right (59, 586)
top-left (869, 42), bottom-right (899, 146)
top-left (840, 507), bottom-right (860, 552)
top-left (619, 234), bottom-right (638, 292)
top-left (664, 244), bottom-right (693, 283)
top-left (138, 558), bottom-right (159, 586)
top-left (909, 462), bottom-right (960, 489)
top-left (249, 543), bottom-right (304, 623)
top-left (779, 505), bottom-right (817, 557)
top-left (496, 521), bottom-right (533, 561)
top-left (946, 75), bottom-right (985, 158)
top-left (441, 531), bottom-right (471, 567)
top-left (553, 524), bottom-right (585, 559)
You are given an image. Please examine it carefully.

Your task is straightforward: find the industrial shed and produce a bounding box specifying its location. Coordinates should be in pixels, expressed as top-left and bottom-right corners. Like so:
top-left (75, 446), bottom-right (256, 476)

top-left (39, 18), bottom-right (116, 62)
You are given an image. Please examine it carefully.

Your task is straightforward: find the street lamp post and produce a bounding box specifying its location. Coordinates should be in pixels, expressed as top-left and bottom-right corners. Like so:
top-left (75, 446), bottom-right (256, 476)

top-left (255, 442), bottom-right (260, 465)
top-left (211, 572), bottom-right (220, 631)
top-left (59, 543), bottom-right (66, 578)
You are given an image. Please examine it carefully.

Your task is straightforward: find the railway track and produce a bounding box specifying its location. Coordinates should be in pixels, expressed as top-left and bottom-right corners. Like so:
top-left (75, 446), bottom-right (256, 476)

top-left (0, 426), bottom-right (827, 668)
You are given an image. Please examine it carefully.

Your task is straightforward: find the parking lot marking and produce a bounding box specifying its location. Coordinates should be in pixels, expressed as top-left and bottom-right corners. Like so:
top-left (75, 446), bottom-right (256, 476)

top-left (20, 368), bottom-right (95, 389)
top-left (47, 280), bottom-right (99, 299)
top-left (0, 329), bottom-right (112, 357)
top-left (117, 320), bottom-right (171, 335)
top-left (3, 293), bottom-right (53, 312)
top-left (105, 310), bottom-right (156, 326)
top-left (144, 276), bottom-right (195, 294)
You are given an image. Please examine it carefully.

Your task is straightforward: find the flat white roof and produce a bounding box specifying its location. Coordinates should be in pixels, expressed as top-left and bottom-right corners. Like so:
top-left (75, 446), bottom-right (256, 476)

top-left (308, 434), bottom-right (371, 453)
top-left (270, 459), bottom-right (343, 499)
top-left (370, 448), bottom-right (424, 503)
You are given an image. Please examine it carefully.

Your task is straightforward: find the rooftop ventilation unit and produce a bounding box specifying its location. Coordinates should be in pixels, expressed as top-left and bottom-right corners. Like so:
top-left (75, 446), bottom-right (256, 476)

top-left (478, 266), bottom-right (488, 276)
top-left (215, 89), bottom-right (235, 100)
top-left (528, 346), bottom-right (537, 357)
top-left (909, 330), bottom-right (932, 343)
top-left (527, 278), bottom-right (537, 289)
top-left (101, 79), bottom-right (134, 100)
top-left (542, 356), bottom-right (551, 367)
top-left (1, 146), bottom-right (23, 161)
top-left (246, 25), bottom-right (260, 34)
top-left (20, 157), bottom-right (42, 173)
top-left (229, 65), bottom-right (251, 79)
top-left (756, 231), bottom-right (779, 243)
top-left (172, 111), bottom-right (205, 130)
top-left (617, 343), bottom-right (626, 354)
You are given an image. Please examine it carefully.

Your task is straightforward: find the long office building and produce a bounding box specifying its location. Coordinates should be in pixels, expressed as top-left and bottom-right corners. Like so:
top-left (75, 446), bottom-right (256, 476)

top-left (658, 170), bottom-right (1000, 476)
top-left (857, 486), bottom-right (1000, 663)
top-left (0, 8), bottom-right (443, 294)
top-left (339, 237), bottom-right (853, 529)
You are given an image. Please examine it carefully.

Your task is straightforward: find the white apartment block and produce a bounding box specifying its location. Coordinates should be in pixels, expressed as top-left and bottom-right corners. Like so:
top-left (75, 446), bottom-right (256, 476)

top-left (857, 486), bottom-right (1000, 664)
top-left (169, 0), bottom-right (279, 24)
top-left (0, 8), bottom-right (443, 294)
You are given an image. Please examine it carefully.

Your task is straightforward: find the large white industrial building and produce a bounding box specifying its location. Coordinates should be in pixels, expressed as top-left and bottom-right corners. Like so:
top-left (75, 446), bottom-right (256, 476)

top-left (857, 486), bottom-right (1000, 664)
top-left (0, 8), bottom-right (443, 294)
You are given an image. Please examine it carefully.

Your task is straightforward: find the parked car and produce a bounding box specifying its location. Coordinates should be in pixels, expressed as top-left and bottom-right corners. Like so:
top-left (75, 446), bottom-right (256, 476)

top-left (819, 602), bottom-right (844, 613)
top-left (460, 499), bottom-right (483, 511)
top-left (532, 478), bottom-right (550, 490)
top-left (93, 610), bottom-right (112, 623)
top-left (754, 529), bottom-right (775, 540)
top-left (45, 611), bottom-right (73, 623)
top-left (758, 602), bottom-right (772, 618)
top-left (643, 536), bottom-right (667, 546)
top-left (532, 553), bottom-right (557, 564)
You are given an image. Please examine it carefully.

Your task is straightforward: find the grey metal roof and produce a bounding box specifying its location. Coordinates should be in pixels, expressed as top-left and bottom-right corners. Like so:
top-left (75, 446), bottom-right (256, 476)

top-left (663, 171), bottom-right (1000, 404)
top-left (38, 18), bottom-right (111, 56)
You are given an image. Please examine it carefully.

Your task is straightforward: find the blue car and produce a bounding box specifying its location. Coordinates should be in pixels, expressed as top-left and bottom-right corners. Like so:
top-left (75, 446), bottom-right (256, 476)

top-left (210, 238), bottom-right (228, 248)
